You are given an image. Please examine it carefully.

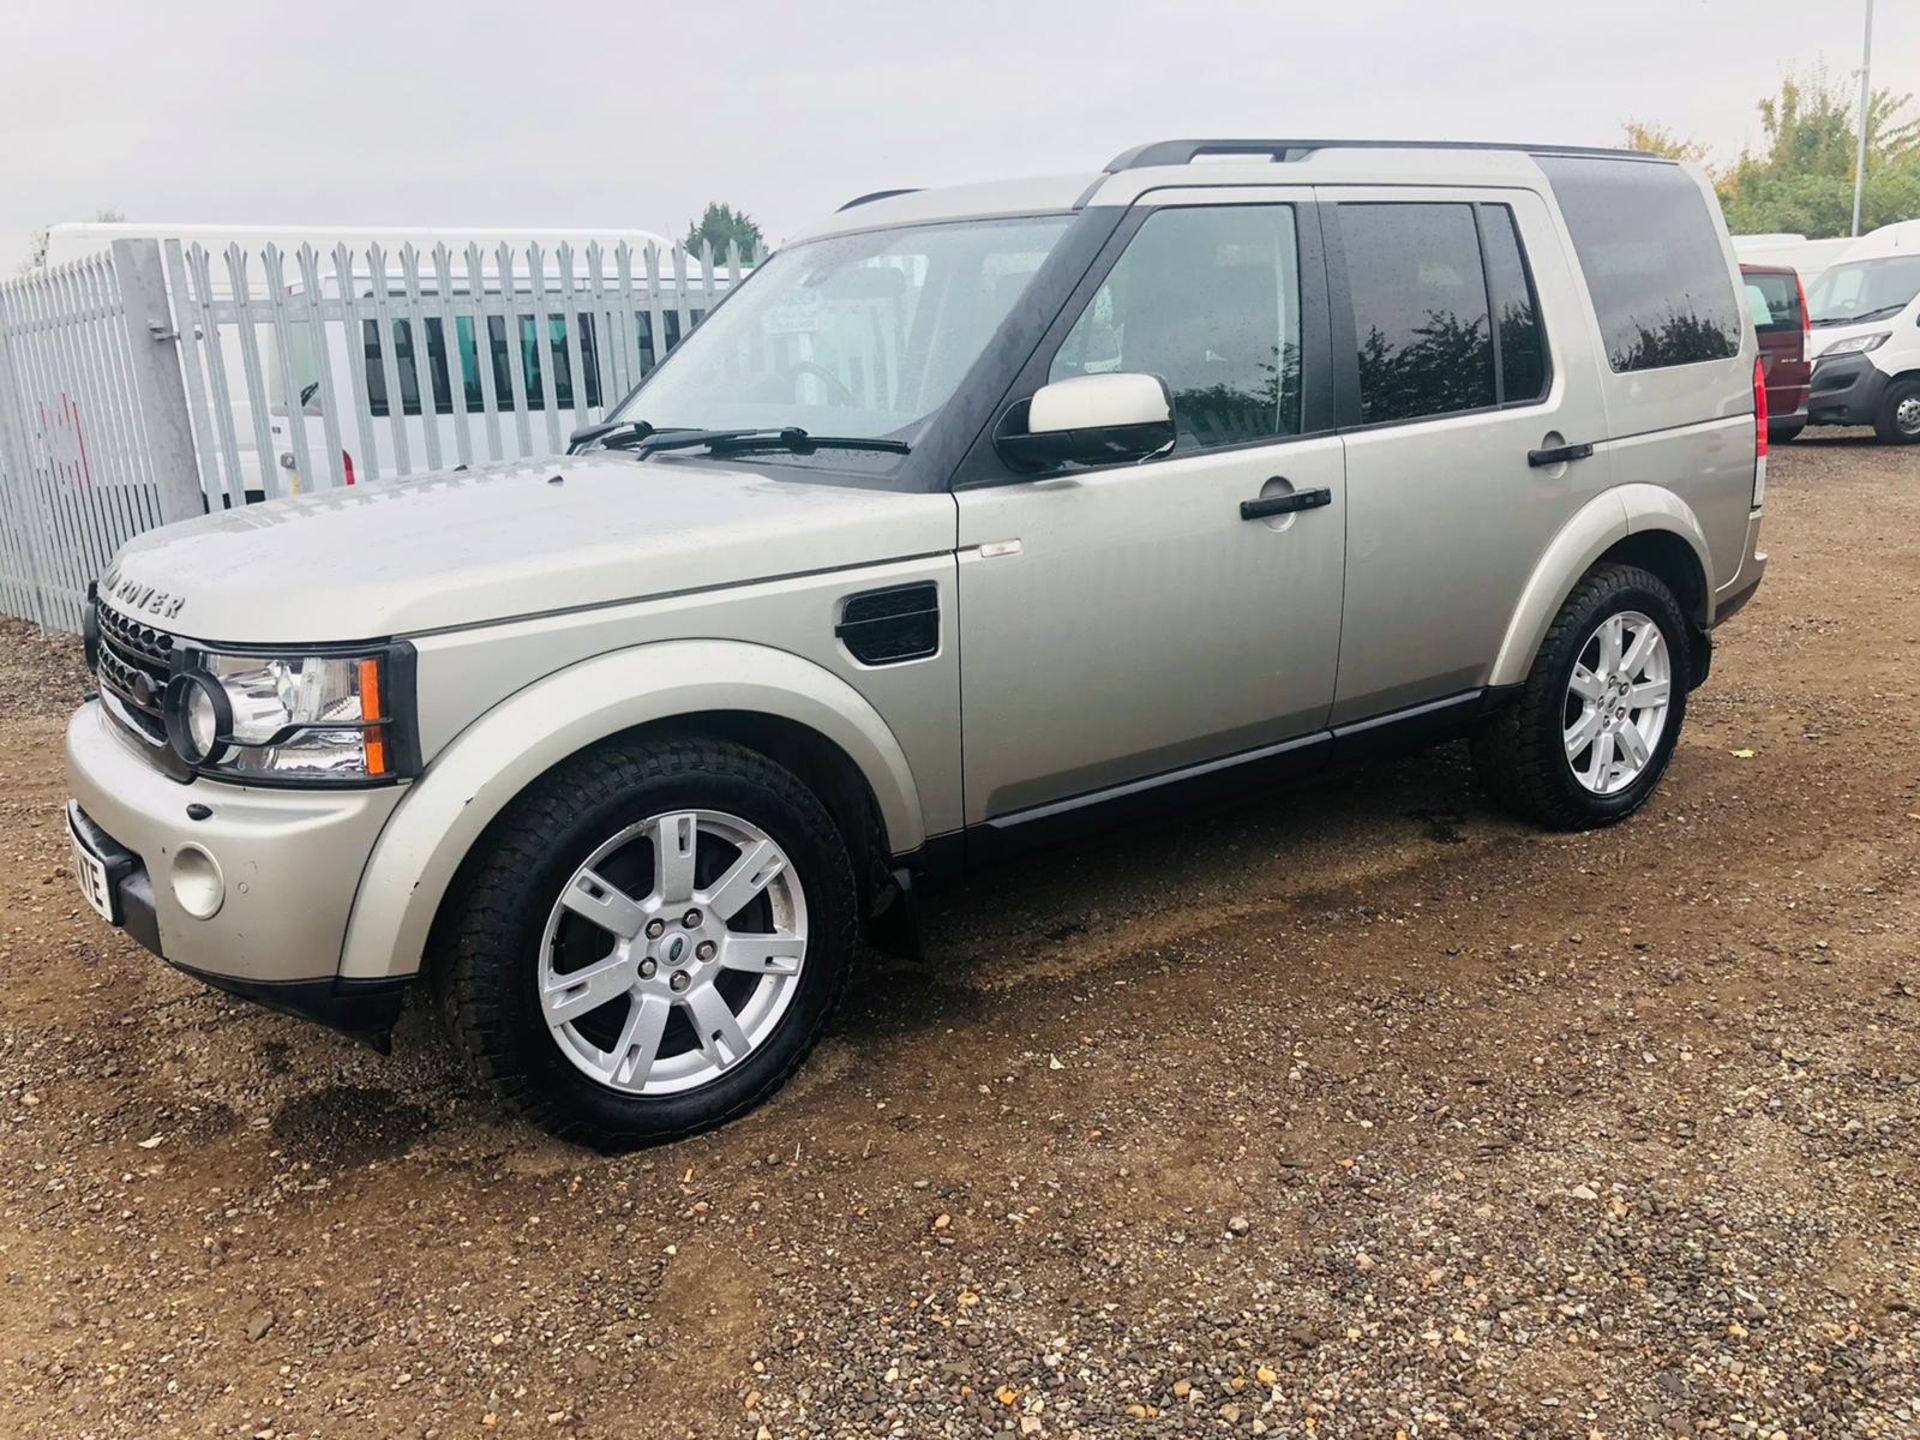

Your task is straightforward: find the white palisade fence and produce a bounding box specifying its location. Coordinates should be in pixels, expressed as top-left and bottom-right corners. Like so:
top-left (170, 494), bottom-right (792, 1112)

top-left (0, 233), bottom-right (760, 631)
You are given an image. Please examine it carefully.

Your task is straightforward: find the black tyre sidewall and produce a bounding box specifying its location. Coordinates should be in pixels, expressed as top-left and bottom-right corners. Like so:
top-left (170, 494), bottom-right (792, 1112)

top-left (1767, 420), bottom-right (1804, 444)
top-left (459, 747), bottom-right (854, 1149)
top-left (1877, 380), bottom-right (1920, 445)
top-left (1537, 575), bottom-right (1689, 824)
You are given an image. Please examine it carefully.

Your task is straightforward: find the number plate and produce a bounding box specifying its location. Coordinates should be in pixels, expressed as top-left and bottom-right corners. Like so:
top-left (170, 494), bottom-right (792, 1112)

top-left (67, 804), bottom-right (119, 924)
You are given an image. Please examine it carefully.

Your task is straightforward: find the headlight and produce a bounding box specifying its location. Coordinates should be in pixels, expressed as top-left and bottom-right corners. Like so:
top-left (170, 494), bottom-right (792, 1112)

top-left (163, 644), bottom-right (415, 784)
top-left (1819, 332), bottom-right (1889, 357)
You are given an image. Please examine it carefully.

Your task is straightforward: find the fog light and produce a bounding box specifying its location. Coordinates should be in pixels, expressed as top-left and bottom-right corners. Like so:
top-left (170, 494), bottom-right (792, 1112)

top-left (171, 845), bottom-right (224, 920)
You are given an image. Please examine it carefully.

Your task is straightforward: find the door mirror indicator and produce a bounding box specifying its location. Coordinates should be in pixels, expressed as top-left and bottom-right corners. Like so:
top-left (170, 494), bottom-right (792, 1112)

top-left (994, 373), bottom-right (1176, 471)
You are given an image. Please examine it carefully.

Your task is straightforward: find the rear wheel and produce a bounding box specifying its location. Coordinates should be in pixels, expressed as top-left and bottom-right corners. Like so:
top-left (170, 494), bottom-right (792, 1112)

top-left (1472, 564), bottom-right (1689, 830)
top-left (1874, 378), bottom-right (1920, 444)
top-left (440, 737), bottom-right (856, 1151)
top-left (1768, 419), bottom-right (1804, 444)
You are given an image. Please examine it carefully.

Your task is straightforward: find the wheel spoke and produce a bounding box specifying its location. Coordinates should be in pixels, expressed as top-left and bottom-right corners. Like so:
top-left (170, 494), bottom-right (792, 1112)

top-left (684, 982), bottom-right (751, 1069)
top-left (1616, 718), bottom-right (1652, 769)
top-left (1629, 678), bottom-right (1670, 709)
top-left (1564, 705), bottom-right (1605, 760)
top-left (606, 992), bottom-right (671, 1088)
top-left (559, 869), bottom-right (647, 940)
top-left (719, 931), bottom-right (806, 976)
top-left (652, 812), bottom-right (699, 905)
top-left (1585, 729), bottom-right (1617, 790)
top-left (1568, 663), bottom-right (1605, 701)
top-left (544, 949), bottom-right (638, 1026)
top-left (1597, 615), bottom-right (1624, 675)
top-left (1620, 622), bottom-right (1661, 679)
top-left (700, 837), bottom-right (785, 921)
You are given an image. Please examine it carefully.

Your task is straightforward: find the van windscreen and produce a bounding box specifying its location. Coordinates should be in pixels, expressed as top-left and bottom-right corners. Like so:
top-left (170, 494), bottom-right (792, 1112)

top-left (1537, 156), bottom-right (1741, 374)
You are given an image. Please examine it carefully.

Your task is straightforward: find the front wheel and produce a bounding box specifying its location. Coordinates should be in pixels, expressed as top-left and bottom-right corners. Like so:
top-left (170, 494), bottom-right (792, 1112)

top-left (1472, 564), bottom-right (1689, 830)
top-left (439, 737), bottom-right (856, 1151)
top-left (1874, 378), bottom-right (1920, 444)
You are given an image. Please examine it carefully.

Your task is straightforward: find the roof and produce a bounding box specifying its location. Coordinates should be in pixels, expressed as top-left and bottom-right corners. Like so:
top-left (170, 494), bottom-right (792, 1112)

top-left (795, 139), bottom-right (1676, 242)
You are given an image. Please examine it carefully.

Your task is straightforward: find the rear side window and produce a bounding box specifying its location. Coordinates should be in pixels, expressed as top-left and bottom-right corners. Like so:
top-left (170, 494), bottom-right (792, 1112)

top-left (1538, 156), bottom-right (1741, 372)
top-left (1478, 205), bottom-right (1548, 403)
top-left (1339, 203), bottom-right (1495, 425)
top-left (1744, 272), bottom-right (1802, 333)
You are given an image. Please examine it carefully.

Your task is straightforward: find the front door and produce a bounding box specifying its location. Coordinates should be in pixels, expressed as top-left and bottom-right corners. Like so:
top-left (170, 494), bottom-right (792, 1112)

top-left (954, 194), bottom-right (1346, 826)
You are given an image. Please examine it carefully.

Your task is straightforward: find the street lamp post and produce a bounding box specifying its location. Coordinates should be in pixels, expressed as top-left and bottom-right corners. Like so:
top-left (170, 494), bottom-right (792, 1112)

top-left (1851, 0), bottom-right (1875, 238)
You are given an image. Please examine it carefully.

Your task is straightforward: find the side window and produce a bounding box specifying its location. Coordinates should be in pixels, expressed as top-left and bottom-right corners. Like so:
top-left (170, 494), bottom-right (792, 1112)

top-left (1050, 205), bottom-right (1303, 450)
top-left (1478, 204), bottom-right (1549, 404)
top-left (1537, 156), bottom-right (1741, 372)
top-left (1744, 272), bottom-right (1801, 334)
top-left (1339, 203), bottom-right (1495, 425)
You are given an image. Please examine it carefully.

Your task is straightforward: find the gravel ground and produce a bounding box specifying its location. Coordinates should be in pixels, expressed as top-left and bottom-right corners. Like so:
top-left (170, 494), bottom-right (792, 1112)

top-left (1, 433), bottom-right (1916, 1440)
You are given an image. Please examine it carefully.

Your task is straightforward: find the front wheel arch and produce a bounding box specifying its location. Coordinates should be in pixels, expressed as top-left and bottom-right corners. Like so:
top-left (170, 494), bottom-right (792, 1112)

top-left (339, 640), bottom-right (924, 983)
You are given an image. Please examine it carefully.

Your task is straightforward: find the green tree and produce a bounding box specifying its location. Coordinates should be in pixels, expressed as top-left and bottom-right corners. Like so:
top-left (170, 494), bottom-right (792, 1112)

top-left (1623, 120), bottom-right (1716, 172)
top-left (1713, 70), bottom-right (1920, 236)
top-left (681, 202), bottom-right (763, 262)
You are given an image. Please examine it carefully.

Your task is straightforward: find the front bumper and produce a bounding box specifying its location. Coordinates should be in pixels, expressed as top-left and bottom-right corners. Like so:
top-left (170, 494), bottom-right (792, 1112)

top-left (64, 700), bottom-right (411, 1042)
top-left (1806, 351), bottom-right (1889, 426)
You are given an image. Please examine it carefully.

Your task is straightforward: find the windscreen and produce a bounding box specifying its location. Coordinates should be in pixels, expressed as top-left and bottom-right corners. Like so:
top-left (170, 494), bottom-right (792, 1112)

top-left (608, 215), bottom-right (1073, 447)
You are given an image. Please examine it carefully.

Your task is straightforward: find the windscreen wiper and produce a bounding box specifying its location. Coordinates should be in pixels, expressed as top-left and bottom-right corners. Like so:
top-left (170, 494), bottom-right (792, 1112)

top-left (702, 427), bottom-right (911, 457)
top-left (568, 419), bottom-right (657, 453)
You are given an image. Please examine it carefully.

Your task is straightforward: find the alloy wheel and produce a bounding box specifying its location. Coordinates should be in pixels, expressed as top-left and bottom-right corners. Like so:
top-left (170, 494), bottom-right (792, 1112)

top-left (1562, 610), bottom-right (1672, 795)
top-left (536, 810), bottom-right (808, 1095)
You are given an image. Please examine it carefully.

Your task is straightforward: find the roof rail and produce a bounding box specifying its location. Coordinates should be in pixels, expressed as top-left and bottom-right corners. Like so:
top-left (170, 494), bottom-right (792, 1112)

top-left (837, 188), bottom-right (921, 212)
top-left (1104, 138), bottom-right (1664, 172)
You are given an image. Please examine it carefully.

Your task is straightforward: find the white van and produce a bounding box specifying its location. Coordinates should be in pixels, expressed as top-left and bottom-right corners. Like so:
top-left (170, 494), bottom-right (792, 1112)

top-left (1803, 219), bottom-right (1920, 442)
top-left (264, 241), bottom-right (726, 493)
top-left (45, 223), bottom-right (680, 500)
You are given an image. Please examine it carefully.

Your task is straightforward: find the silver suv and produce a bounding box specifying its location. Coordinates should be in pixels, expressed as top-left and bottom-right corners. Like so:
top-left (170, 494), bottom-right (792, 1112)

top-left (66, 139), bottom-right (1768, 1149)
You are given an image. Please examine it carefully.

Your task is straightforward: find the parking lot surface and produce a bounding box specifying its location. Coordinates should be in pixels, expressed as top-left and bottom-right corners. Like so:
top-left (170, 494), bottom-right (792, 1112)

top-left (0, 434), bottom-right (1915, 1439)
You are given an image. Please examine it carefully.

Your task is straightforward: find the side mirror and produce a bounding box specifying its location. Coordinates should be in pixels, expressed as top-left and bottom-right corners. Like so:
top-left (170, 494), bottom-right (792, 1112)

top-left (994, 373), bottom-right (1176, 471)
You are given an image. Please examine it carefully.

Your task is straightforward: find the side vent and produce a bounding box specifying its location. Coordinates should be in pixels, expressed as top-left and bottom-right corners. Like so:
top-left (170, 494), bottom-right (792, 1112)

top-left (836, 583), bottom-right (939, 665)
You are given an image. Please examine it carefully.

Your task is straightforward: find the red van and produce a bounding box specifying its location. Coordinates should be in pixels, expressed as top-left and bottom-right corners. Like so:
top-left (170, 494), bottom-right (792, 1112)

top-left (1742, 263), bottom-right (1811, 442)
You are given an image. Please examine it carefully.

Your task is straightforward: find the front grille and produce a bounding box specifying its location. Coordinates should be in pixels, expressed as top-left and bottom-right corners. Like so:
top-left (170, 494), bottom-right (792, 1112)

top-left (94, 601), bottom-right (175, 745)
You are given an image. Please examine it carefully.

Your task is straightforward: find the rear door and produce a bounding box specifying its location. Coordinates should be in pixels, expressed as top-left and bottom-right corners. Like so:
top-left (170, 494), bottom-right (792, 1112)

top-left (953, 192), bottom-right (1346, 825)
top-left (1321, 187), bottom-right (1614, 722)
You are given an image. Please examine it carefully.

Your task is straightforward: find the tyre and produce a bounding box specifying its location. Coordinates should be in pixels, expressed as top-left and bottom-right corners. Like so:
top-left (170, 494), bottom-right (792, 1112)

top-left (440, 736), bottom-right (856, 1151)
top-left (1873, 377), bottom-right (1920, 444)
top-left (1472, 563), bottom-right (1689, 831)
top-left (1768, 419), bottom-right (1804, 444)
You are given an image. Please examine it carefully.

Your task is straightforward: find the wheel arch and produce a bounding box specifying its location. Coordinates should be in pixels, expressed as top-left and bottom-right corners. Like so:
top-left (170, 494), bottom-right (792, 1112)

top-left (339, 640), bottom-right (924, 982)
top-left (1490, 485), bottom-right (1715, 689)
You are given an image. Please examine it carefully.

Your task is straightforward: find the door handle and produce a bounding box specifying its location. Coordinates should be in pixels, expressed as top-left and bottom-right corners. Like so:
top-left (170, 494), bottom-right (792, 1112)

top-left (1527, 441), bottom-right (1594, 468)
top-left (1240, 486), bottom-right (1332, 521)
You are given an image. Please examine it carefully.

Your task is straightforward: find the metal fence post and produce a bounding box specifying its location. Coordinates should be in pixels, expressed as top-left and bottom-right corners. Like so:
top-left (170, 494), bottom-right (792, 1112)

top-left (112, 239), bottom-right (202, 525)
top-left (0, 319), bottom-right (50, 627)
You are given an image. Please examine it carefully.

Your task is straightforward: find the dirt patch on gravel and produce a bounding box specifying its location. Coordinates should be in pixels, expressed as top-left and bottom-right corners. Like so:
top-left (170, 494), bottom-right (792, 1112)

top-left (0, 434), bottom-right (1916, 1438)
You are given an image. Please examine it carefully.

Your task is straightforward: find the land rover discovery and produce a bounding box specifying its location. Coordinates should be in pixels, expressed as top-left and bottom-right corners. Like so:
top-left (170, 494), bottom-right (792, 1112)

top-left (67, 139), bottom-right (1769, 1149)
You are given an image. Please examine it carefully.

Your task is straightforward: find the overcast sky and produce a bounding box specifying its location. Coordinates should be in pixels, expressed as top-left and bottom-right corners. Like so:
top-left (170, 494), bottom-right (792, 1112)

top-left (2, 0), bottom-right (1911, 267)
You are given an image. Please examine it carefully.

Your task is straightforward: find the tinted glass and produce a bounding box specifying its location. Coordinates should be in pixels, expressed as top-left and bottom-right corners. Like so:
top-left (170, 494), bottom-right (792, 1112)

top-left (1538, 156), bottom-right (1740, 372)
top-left (1744, 271), bottom-right (1801, 333)
top-left (1340, 203), bottom-right (1494, 425)
top-left (1050, 205), bottom-right (1303, 449)
top-left (1479, 205), bottom-right (1548, 403)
